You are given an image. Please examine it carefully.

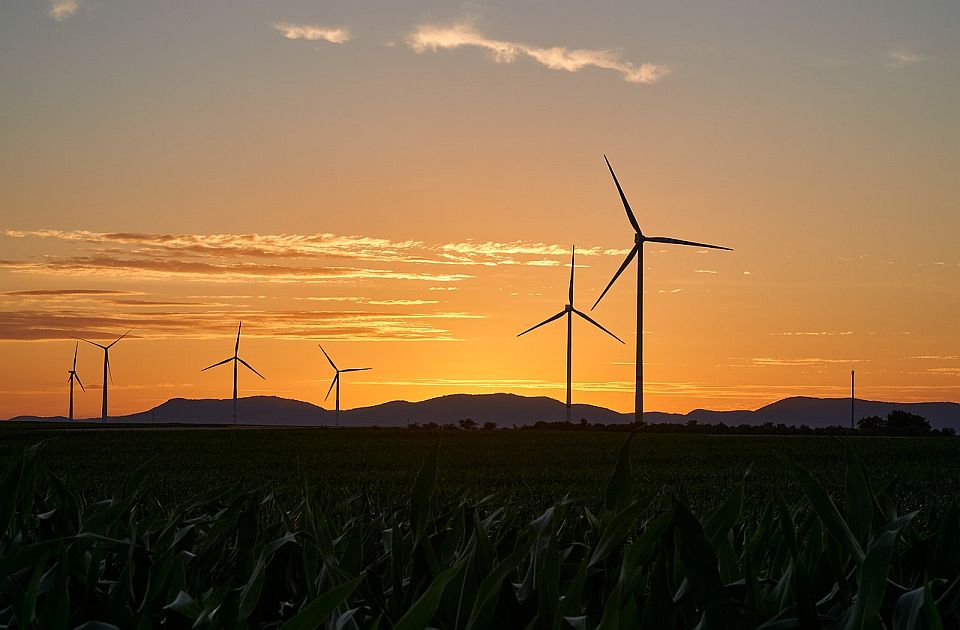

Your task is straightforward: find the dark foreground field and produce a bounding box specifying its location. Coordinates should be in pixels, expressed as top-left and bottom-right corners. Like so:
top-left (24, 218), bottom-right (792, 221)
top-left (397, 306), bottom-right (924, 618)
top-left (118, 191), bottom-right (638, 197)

top-left (4, 423), bottom-right (960, 627)
top-left (2, 423), bottom-right (959, 520)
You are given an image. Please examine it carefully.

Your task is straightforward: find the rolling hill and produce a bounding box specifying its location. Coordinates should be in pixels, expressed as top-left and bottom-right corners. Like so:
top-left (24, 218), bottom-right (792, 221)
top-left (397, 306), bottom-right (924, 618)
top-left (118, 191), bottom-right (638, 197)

top-left (6, 394), bottom-right (960, 429)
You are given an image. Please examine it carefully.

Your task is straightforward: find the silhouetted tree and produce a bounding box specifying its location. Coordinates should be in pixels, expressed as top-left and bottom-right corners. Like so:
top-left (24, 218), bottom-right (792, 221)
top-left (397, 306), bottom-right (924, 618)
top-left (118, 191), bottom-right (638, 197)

top-left (458, 418), bottom-right (477, 431)
top-left (885, 410), bottom-right (931, 435)
top-left (482, 421), bottom-right (497, 431)
top-left (858, 416), bottom-right (886, 432)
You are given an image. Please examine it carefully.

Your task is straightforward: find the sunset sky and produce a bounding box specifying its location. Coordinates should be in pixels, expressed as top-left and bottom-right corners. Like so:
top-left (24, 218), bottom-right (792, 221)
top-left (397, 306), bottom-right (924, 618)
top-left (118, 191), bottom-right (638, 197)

top-left (1, 0), bottom-right (958, 419)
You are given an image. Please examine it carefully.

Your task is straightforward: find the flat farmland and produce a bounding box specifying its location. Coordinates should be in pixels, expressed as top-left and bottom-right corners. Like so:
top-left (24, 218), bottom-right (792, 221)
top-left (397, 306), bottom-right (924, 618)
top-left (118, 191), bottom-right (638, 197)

top-left (2, 424), bottom-right (958, 522)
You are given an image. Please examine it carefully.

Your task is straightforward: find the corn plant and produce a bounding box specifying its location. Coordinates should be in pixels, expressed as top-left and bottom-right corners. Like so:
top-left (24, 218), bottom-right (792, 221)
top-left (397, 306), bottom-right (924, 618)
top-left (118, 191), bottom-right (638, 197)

top-left (1, 436), bottom-right (959, 628)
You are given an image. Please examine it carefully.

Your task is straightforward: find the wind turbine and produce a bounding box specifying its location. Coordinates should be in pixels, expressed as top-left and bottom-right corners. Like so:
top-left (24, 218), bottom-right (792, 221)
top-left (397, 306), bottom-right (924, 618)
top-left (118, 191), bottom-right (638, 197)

top-left (319, 345), bottom-right (371, 427)
top-left (66, 343), bottom-right (84, 420)
top-left (77, 328), bottom-right (133, 420)
top-left (592, 156), bottom-right (732, 424)
top-left (518, 246), bottom-right (624, 422)
top-left (202, 322), bottom-right (265, 423)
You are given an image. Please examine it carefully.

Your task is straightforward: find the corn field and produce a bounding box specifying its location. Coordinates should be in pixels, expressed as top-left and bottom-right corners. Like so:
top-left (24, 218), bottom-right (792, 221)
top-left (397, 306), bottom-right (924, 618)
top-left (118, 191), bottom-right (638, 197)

top-left (1, 436), bottom-right (958, 628)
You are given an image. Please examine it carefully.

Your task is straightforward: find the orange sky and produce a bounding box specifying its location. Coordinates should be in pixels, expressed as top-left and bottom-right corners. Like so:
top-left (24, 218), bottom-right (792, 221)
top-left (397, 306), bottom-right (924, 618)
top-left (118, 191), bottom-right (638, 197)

top-left (1, 0), bottom-right (958, 418)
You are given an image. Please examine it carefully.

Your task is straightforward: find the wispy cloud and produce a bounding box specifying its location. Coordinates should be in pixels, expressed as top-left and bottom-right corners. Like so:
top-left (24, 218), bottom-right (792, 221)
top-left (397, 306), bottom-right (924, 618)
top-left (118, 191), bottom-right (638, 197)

top-left (364, 378), bottom-right (636, 393)
top-left (770, 331), bottom-right (854, 337)
top-left (274, 22), bottom-right (351, 44)
top-left (2, 289), bottom-right (136, 297)
top-left (928, 368), bottom-right (960, 376)
top-left (1, 229), bottom-right (630, 271)
top-left (0, 308), bottom-right (482, 342)
top-left (0, 256), bottom-right (470, 284)
top-left (886, 47), bottom-right (926, 69)
top-left (749, 357), bottom-right (860, 367)
top-left (407, 23), bottom-right (669, 84)
top-left (48, 0), bottom-right (77, 22)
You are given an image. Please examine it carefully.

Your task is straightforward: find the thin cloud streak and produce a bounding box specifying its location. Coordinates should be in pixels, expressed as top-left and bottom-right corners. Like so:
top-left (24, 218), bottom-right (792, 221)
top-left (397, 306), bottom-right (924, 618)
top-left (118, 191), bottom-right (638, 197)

top-left (48, 0), bottom-right (77, 22)
top-left (0, 308), bottom-right (482, 342)
top-left (2, 289), bottom-right (137, 297)
top-left (365, 378), bottom-right (636, 393)
top-left (0, 256), bottom-right (470, 284)
top-left (886, 47), bottom-right (926, 69)
top-left (274, 23), bottom-right (351, 44)
top-left (407, 23), bottom-right (669, 84)
top-left (1, 229), bottom-right (632, 272)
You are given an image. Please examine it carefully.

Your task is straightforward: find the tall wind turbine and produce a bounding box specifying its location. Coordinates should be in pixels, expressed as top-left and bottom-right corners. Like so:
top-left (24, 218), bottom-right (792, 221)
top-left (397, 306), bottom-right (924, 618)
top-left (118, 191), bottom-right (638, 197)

top-left (66, 343), bottom-right (85, 420)
top-left (518, 246), bottom-right (624, 422)
top-left (202, 322), bottom-right (265, 423)
top-left (592, 156), bottom-right (732, 424)
top-left (319, 345), bottom-right (371, 427)
top-left (78, 329), bottom-right (133, 420)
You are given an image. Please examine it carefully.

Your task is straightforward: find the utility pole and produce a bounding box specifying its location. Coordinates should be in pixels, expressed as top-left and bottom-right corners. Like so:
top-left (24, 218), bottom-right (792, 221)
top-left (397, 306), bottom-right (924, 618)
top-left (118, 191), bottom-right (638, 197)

top-left (851, 369), bottom-right (855, 429)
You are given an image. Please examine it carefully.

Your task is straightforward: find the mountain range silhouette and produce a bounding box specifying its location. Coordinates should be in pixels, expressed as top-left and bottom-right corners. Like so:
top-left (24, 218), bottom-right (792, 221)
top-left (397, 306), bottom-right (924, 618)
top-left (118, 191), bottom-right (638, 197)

top-left (7, 393), bottom-right (960, 429)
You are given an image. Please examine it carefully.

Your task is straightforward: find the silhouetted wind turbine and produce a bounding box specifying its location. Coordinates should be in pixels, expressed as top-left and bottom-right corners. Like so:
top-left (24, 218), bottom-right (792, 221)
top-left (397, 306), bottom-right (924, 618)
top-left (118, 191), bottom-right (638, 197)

top-left (77, 328), bottom-right (133, 420)
top-left (202, 322), bottom-right (265, 423)
top-left (319, 345), bottom-right (371, 427)
top-left (518, 246), bottom-right (624, 422)
top-left (592, 156), bottom-right (732, 424)
top-left (66, 342), bottom-right (84, 420)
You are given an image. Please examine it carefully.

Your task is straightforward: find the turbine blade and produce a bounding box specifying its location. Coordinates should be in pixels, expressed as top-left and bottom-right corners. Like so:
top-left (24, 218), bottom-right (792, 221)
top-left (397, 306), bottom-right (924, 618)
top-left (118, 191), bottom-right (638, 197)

top-left (568, 245), bottom-right (575, 306)
top-left (591, 244), bottom-right (638, 310)
top-left (75, 373), bottom-right (85, 392)
top-left (107, 327), bottom-right (134, 348)
top-left (324, 374), bottom-right (338, 401)
top-left (73, 343), bottom-right (78, 369)
top-left (604, 155), bottom-right (642, 235)
top-left (517, 310), bottom-right (566, 337)
top-left (75, 337), bottom-right (107, 350)
top-left (235, 321), bottom-right (242, 355)
top-left (573, 308), bottom-right (625, 344)
top-left (201, 357), bottom-right (234, 371)
top-left (107, 357), bottom-right (114, 385)
top-left (340, 367), bottom-right (372, 373)
top-left (238, 357), bottom-right (265, 379)
top-left (645, 236), bottom-right (732, 251)
top-left (318, 344), bottom-right (338, 371)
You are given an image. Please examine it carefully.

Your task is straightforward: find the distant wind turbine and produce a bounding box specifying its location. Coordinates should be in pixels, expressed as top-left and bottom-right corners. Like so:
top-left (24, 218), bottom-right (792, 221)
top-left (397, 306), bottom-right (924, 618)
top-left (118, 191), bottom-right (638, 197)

top-left (518, 246), bottom-right (624, 422)
top-left (77, 328), bottom-right (133, 420)
top-left (202, 322), bottom-right (265, 423)
top-left (319, 345), bottom-right (371, 427)
top-left (592, 156), bottom-right (732, 424)
top-left (66, 342), bottom-right (84, 420)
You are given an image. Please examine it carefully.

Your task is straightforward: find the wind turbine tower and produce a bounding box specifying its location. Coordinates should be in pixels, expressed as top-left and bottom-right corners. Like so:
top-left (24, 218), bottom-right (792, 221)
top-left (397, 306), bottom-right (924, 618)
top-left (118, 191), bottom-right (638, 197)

top-left (319, 345), bottom-right (371, 427)
top-left (78, 329), bottom-right (133, 420)
top-left (66, 342), bottom-right (85, 420)
top-left (592, 156), bottom-right (732, 425)
top-left (518, 246), bottom-right (624, 422)
top-left (202, 322), bottom-right (265, 423)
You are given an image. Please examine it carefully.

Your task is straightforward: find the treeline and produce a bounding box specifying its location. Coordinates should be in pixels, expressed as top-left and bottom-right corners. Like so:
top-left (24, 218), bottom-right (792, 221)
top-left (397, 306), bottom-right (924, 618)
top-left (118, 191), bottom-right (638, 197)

top-left (403, 409), bottom-right (956, 436)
